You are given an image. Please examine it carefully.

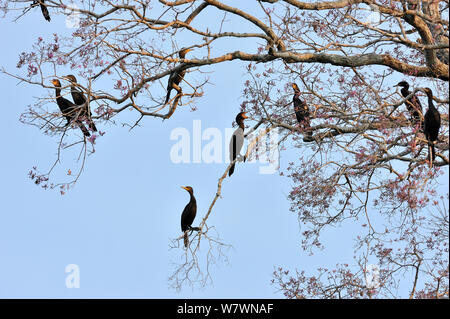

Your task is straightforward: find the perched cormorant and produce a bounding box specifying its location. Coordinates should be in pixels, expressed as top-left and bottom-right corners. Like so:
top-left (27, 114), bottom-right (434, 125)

top-left (229, 112), bottom-right (248, 177)
top-left (64, 75), bottom-right (97, 132)
top-left (394, 81), bottom-right (423, 130)
top-left (423, 88), bottom-right (441, 167)
top-left (165, 48), bottom-right (192, 104)
top-left (181, 186), bottom-right (197, 248)
top-left (33, 1), bottom-right (50, 22)
top-left (51, 79), bottom-right (90, 137)
top-left (292, 83), bottom-right (312, 139)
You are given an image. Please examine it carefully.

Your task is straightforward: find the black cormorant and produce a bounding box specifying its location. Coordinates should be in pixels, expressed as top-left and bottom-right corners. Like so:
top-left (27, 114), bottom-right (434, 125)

top-left (181, 186), bottom-right (197, 248)
top-left (292, 83), bottom-right (312, 139)
top-left (64, 75), bottom-right (97, 132)
top-left (165, 48), bottom-right (192, 104)
top-left (33, 1), bottom-right (50, 22)
top-left (229, 112), bottom-right (248, 177)
top-left (423, 87), bottom-right (441, 167)
top-left (51, 79), bottom-right (90, 137)
top-left (394, 81), bottom-right (423, 130)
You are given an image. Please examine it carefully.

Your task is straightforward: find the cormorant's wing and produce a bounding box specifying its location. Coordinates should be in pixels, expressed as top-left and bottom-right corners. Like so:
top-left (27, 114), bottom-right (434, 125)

top-left (181, 204), bottom-right (190, 231)
top-left (181, 202), bottom-right (196, 232)
top-left (71, 87), bottom-right (87, 105)
top-left (229, 127), bottom-right (244, 162)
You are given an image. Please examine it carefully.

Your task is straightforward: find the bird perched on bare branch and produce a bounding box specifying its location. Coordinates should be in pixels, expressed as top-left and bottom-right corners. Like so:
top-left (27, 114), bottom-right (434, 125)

top-left (50, 79), bottom-right (90, 137)
top-left (63, 75), bottom-right (98, 133)
top-left (394, 81), bottom-right (423, 130)
top-left (165, 48), bottom-right (192, 104)
top-left (180, 186), bottom-right (198, 248)
top-left (229, 112), bottom-right (248, 177)
top-left (423, 88), bottom-right (441, 168)
top-left (292, 83), bottom-right (312, 140)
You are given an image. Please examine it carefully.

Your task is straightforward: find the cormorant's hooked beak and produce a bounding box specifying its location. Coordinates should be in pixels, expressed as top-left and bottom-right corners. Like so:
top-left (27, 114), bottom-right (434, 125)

top-left (291, 83), bottom-right (300, 91)
top-left (181, 186), bottom-right (189, 191)
top-left (241, 112), bottom-right (248, 119)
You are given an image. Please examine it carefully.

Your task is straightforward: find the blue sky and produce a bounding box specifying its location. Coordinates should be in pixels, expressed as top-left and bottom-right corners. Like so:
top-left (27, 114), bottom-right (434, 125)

top-left (1, 3), bottom-right (446, 299)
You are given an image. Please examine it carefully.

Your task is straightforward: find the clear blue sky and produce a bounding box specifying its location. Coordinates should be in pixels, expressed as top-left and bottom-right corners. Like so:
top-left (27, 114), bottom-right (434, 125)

top-left (0, 3), bottom-right (443, 299)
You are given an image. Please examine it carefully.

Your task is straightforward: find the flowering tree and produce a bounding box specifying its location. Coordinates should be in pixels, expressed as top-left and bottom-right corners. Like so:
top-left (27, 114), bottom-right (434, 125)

top-left (1, 0), bottom-right (448, 296)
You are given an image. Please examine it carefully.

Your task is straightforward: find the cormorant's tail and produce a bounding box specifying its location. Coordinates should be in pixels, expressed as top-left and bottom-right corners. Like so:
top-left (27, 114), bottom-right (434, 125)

top-left (89, 121), bottom-right (98, 132)
top-left (165, 92), bottom-right (170, 104)
top-left (229, 163), bottom-right (235, 177)
top-left (429, 142), bottom-right (436, 168)
top-left (40, 3), bottom-right (50, 21)
top-left (165, 86), bottom-right (172, 104)
top-left (183, 231), bottom-right (189, 248)
top-left (78, 122), bottom-right (91, 137)
top-left (431, 143), bottom-right (436, 162)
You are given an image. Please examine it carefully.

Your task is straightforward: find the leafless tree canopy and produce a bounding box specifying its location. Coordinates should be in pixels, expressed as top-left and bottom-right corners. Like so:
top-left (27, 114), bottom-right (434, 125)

top-left (1, 0), bottom-right (448, 297)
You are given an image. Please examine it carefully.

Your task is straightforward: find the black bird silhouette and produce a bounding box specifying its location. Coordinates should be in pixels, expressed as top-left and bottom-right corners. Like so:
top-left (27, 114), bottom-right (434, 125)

top-left (423, 88), bottom-right (441, 167)
top-left (33, 1), bottom-right (50, 22)
top-left (394, 81), bottom-right (423, 130)
top-left (64, 75), bottom-right (98, 132)
top-left (51, 79), bottom-right (90, 137)
top-left (165, 48), bottom-right (192, 104)
top-left (229, 112), bottom-right (248, 177)
top-left (292, 83), bottom-right (312, 140)
top-left (180, 186), bottom-right (198, 248)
